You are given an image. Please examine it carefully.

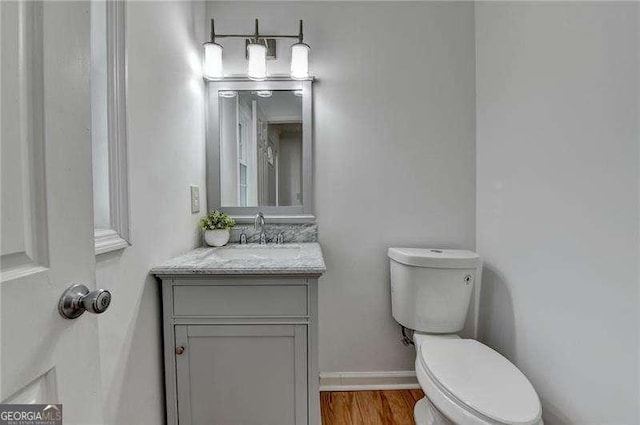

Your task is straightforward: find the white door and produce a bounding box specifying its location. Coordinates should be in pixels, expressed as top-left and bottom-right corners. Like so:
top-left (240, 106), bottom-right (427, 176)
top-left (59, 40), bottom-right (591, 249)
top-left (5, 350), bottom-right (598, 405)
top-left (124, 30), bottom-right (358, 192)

top-left (1, 2), bottom-right (105, 424)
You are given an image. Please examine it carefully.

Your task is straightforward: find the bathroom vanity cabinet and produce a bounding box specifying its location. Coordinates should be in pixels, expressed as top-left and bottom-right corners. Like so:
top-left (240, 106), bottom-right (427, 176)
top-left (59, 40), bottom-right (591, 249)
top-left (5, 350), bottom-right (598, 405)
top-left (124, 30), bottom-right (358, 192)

top-left (151, 244), bottom-right (325, 425)
top-left (157, 276), bottom-right (319, 425)
top-left (151, 243), bottom-right (325, 425)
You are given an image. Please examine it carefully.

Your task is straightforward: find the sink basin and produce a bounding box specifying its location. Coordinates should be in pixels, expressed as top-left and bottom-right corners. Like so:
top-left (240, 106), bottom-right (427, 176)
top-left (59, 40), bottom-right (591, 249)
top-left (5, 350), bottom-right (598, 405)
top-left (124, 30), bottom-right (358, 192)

top-left (212, 245), bottom-right (301, 261)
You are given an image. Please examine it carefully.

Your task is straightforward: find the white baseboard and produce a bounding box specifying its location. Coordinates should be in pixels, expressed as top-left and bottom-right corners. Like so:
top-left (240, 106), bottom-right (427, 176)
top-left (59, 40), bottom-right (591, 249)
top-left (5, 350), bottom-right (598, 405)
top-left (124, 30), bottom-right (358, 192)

top-left (319, 371), bottom-right (420, 391)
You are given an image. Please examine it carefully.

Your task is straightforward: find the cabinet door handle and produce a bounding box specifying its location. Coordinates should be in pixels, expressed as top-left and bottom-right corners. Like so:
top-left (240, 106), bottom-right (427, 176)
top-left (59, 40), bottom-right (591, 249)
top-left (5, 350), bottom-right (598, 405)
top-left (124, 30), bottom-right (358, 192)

top-left (175, 346), bottom-right (185, 355)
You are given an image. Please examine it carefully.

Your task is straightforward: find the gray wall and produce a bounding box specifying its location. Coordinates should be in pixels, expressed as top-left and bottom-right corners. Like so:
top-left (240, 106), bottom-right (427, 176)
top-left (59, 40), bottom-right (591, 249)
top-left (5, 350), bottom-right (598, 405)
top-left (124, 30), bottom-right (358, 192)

top-left (207, 1), bottom-right (476, 373)
top-left (96, 2), bottom-right (207, 424)
top-left (475, 3), bottom-right (639, 424)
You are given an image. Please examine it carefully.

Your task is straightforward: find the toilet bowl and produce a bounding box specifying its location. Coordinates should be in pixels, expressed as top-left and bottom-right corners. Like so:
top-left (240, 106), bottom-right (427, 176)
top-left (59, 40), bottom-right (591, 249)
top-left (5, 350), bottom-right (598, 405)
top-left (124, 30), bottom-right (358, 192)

top-left (413, 333), bottom-right (542, 425)
top-left (388, 248), bottom-right (543, 425)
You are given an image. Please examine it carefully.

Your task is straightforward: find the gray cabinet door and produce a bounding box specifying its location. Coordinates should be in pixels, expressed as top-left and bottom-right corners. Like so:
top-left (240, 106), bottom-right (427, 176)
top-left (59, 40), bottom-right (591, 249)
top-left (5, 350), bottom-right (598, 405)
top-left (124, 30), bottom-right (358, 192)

top-left (175, 324), bottom-right (308, 425)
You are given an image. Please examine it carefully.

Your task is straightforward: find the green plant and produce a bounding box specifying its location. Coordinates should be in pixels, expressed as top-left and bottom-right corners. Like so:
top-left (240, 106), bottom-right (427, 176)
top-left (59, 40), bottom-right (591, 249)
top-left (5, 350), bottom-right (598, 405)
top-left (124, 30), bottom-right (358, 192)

top-left (199, 210), bottom-right (236, 231)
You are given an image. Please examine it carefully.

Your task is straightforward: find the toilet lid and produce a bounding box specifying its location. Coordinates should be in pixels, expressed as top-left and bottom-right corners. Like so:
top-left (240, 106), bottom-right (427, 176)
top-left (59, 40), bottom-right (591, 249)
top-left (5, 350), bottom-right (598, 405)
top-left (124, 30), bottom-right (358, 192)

top-left (419, 339), bottom-right (541, 425)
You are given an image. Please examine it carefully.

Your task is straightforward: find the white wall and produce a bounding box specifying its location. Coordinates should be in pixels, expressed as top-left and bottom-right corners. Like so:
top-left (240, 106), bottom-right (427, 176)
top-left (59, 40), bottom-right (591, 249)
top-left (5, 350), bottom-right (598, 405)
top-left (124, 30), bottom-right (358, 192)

top-left (206, 1), bottom-right (476, 373)
top-left (96, 2), bottom-right (206, 424)
top-left (475, 3), bottom-right (639, 424)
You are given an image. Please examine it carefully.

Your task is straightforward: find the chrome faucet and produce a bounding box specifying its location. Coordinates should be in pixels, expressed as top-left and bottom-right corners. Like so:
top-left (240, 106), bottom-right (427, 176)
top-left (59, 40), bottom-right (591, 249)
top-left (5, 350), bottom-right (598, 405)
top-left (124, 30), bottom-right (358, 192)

top-left (254, 212), bottom-right (266, 244)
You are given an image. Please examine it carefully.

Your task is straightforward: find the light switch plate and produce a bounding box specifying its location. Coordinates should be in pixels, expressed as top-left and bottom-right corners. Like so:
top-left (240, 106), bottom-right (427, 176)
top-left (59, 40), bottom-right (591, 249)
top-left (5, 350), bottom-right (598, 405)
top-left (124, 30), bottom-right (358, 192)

top-left (190, 185), bottom-right (200, 213)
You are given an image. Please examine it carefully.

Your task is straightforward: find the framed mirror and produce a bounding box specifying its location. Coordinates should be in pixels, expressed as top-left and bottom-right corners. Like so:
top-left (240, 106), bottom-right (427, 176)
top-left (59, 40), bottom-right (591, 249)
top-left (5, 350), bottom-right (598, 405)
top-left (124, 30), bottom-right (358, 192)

top-left (206, 78), bottom-right (314, 222)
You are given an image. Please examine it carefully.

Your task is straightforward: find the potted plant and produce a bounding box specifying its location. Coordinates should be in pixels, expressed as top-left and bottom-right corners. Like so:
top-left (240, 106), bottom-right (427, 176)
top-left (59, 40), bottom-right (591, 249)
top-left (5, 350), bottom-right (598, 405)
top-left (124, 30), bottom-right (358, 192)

top-left (199, 210), bottom-right (236, 247)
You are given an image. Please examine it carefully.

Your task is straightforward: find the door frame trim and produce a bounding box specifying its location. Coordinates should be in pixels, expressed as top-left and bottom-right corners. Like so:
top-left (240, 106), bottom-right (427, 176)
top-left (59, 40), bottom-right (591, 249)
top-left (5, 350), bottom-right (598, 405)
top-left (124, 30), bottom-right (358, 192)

top-left (94, 0), bottom-right (130, 255)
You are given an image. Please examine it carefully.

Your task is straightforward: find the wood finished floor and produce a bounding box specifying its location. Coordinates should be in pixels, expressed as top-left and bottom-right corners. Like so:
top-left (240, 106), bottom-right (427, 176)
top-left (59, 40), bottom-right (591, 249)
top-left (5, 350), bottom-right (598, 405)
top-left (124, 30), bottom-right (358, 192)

top-left (320, 390), bottom-right (425, 425)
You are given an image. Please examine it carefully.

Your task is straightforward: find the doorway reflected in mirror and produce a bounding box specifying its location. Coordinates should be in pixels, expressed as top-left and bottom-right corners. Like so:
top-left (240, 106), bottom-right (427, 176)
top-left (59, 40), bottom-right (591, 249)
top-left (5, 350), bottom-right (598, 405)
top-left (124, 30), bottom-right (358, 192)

top-left (219, 90), bottom-right (302, 207)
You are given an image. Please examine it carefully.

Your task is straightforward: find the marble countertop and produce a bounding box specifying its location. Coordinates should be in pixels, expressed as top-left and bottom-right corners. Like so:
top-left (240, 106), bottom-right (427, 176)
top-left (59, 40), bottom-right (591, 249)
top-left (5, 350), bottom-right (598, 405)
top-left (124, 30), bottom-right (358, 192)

top-left (150, 242), bottom-right (326, 276)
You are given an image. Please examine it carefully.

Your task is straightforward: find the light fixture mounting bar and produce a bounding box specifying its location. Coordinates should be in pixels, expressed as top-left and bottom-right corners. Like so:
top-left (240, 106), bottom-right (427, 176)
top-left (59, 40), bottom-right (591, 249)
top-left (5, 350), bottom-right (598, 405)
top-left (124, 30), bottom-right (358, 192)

top-left (209, 18), bottom-right (304, 43)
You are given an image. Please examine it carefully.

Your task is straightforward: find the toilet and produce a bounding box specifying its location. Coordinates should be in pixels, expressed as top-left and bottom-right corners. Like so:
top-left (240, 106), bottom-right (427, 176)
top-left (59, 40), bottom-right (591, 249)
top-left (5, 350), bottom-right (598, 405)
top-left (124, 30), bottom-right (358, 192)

top-left (388, 248), bottom-right (543, 425)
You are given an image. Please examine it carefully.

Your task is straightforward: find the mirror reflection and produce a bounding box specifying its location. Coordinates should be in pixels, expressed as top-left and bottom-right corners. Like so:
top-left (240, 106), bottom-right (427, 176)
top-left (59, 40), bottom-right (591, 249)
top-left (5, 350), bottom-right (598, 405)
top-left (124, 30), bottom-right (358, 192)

top-left (219, 90), bottom-right (303, 207)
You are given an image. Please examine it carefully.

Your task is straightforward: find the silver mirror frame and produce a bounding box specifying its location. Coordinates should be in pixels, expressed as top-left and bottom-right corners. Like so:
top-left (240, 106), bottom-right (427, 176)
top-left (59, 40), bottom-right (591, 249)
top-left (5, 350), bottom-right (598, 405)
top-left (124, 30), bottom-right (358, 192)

top-left (206, 77), bottom-right (314, 223)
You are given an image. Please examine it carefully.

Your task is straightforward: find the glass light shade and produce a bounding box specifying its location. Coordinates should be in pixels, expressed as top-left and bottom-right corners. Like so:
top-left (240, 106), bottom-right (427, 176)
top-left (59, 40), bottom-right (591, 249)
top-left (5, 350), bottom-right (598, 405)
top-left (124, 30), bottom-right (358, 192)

top-left (203, 42), bottom-right (223, 80)
top-left (218, 91), bottom-right (237, 98)
top-left (256, 90), bottom-right (272, 98)
top-left (290, 43), bottom-right (310, 79)
top-left (247, 43), bottom-right (267, 81)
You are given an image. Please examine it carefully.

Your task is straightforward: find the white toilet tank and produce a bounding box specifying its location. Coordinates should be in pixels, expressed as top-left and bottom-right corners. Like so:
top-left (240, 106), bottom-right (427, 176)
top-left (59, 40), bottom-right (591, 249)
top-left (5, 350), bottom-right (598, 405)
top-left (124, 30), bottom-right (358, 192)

top-left (388, 248), bottom-right (481, 333)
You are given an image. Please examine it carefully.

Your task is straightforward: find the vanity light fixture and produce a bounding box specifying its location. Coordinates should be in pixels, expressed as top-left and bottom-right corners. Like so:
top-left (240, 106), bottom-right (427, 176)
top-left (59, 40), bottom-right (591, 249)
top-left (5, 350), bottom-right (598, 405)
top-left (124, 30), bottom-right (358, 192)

top-left (290, 36), bottom-right (310, 79)
top-left (255, 90), bottom-right (273, 98)
top-left (204, 18), bottom-right (310, 80)
top-left (203, 20), bottom-right (223, 80)
top-left (247, 42), bottom-right (268, 80)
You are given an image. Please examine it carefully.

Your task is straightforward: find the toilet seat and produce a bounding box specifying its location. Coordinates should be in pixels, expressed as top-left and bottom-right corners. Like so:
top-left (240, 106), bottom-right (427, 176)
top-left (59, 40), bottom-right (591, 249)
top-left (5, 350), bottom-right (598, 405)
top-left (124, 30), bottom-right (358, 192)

top-left (417, 336), bottom-right (542, 425)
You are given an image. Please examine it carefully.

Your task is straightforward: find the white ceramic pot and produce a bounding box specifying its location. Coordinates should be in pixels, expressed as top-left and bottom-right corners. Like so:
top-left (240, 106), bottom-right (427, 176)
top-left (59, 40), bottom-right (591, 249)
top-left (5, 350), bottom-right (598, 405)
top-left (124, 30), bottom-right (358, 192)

top-left (204, 229), bottom-right (230, 247)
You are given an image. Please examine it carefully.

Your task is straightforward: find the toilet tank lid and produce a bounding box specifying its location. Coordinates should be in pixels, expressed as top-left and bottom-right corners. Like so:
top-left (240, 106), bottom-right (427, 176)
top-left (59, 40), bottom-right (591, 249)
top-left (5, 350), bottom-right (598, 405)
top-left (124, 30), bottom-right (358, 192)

top-left (388, 248), bottom-right (480, 269)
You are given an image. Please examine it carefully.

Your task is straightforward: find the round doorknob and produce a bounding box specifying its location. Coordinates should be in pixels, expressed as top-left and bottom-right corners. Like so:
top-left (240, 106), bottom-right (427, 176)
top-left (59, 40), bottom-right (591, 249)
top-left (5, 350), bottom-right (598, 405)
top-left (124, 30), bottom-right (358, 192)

top-left (58, 284), bottom-right (112, 319)
top-left (83, 289), bottom-right (111, 314)
top-left (175, 346), bottom-right (185, 355)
